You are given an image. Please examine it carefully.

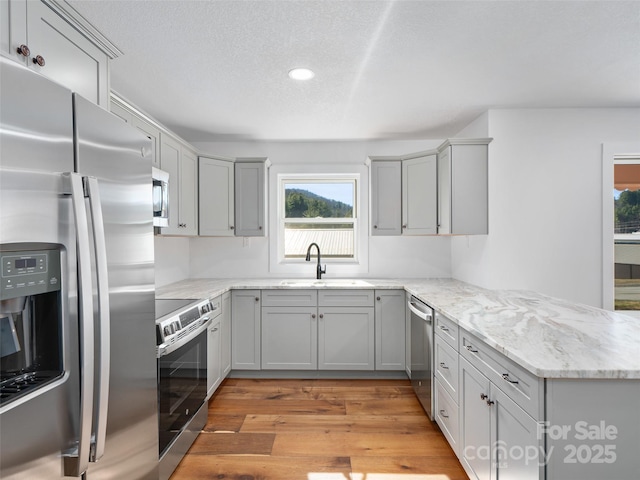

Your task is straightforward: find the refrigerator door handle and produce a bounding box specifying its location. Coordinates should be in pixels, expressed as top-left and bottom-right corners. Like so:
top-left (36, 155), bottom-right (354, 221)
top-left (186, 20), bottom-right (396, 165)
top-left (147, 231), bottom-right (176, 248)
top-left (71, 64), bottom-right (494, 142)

top-left (62, 173), bottom-right (95, 477)
top-left (85, 176), bottom-right (111, 462)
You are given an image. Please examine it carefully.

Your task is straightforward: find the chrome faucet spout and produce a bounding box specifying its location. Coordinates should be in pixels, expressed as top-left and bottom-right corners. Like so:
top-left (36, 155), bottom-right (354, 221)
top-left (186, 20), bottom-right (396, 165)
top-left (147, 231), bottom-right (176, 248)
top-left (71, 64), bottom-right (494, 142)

top-left (305, 242), bottom-right (326, 279)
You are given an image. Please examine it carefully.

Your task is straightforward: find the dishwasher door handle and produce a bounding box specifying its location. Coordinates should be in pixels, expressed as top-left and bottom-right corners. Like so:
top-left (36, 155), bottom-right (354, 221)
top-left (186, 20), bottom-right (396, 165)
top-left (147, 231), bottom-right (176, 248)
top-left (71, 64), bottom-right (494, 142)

top-left (408, 300), bottom-right (432, 322)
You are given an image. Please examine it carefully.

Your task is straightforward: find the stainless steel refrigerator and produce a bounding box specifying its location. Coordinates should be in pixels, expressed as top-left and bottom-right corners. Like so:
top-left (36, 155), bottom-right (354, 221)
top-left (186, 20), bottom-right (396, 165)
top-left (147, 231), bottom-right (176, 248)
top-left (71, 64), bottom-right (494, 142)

top-left (0, 57), bottom-right (159, 479)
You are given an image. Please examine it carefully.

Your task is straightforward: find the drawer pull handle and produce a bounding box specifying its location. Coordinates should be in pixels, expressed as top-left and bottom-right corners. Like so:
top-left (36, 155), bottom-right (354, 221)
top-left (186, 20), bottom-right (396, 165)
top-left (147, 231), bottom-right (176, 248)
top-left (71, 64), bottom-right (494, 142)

top-left (439, 409), bottom-right (449, 418)
top-left (466, 344), bottom-right (478, 353)
top-left (480, 393), bottom-right (488, 401)
top-left (502, 373), bottom-right (519, 384)
top-left (439, 325), bottom-right (450, 332)
top-left (439, 362), bottom-right (449, 369)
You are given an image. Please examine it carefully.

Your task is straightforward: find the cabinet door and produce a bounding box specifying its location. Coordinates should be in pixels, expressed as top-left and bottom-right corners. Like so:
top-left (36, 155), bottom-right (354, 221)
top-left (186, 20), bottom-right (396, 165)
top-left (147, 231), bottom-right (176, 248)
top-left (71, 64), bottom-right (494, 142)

top-left (26, 1), bottom-right (109, 106)
top-left (199, 157), bottom-right (235, 236)
top-left (231, 290), bottom-right (261, 370)
top-left (437, 147), bottom-right (452, 235)
top-left (491, 386), bottom-right (543, 480)
top-left (207, 321), bottom-right (222, 398)
top-left (159, 133), bottom-right (181, 234)
top-left (460, 356), bottom-right (492, 480)
top-left (370, 160), bottom-right (401, 235)
top-left (221, 292), bottom-right (231, 376)
top-left (235, 161), bottom-right (265, 236)
top-left (131, 116), bottom-right (160, 168)
top-left (261, 306), bottom-right (317, 370)
top-left (374, 290), bottom-right (405, 370)
top-left (109, 100), bottom-right (134, 124)
top-left (402, 154), bottom-right (437, 234)
top-left (318, 307), bottom-right (374, 370)
top-left (180, 146), bottom-right (198, 236)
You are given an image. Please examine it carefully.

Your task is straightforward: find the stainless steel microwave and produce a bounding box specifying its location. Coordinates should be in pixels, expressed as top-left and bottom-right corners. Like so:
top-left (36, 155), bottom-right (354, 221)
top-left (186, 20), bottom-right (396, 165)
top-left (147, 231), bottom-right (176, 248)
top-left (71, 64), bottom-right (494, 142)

top-left (152, 167), bottom-right (169, 227)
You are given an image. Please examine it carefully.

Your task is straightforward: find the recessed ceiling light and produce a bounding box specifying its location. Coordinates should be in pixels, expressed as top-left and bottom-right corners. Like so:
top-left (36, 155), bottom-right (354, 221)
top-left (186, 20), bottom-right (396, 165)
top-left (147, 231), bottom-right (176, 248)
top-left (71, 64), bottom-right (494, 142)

top-left (288, 68), bottom-right (315, 81)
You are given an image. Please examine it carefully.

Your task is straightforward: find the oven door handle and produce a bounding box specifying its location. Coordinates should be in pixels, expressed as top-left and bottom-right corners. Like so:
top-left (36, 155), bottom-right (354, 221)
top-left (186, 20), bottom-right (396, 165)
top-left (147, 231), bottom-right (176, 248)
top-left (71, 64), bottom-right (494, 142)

top-left (157, 318), bottom-right (212, 358)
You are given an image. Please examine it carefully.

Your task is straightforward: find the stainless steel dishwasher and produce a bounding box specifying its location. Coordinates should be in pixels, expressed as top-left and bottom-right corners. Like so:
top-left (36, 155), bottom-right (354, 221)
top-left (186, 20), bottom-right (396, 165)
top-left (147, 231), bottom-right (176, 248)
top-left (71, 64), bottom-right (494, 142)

top-left (408, 294), bottom-right (434, 420)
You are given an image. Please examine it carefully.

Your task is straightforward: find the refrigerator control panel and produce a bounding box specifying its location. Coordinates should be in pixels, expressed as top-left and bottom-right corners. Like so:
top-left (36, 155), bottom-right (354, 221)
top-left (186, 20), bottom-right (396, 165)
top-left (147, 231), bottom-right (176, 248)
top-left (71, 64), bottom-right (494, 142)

top-left (1, 247), bottom-right (61, 299)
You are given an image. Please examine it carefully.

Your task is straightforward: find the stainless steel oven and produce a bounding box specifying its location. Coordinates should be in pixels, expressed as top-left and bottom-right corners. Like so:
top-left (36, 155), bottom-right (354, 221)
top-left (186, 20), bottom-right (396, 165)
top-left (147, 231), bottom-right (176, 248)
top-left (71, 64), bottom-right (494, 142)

top-left (155, 298), bottom-right (213, 480)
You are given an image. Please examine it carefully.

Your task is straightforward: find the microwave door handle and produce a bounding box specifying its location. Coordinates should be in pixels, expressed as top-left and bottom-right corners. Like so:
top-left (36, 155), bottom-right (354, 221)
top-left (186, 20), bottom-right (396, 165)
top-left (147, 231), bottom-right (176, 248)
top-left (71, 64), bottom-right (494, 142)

top-left (85, 177), bottom-right (110, 462)
top-left (62, 173), bottom-right (95, 477)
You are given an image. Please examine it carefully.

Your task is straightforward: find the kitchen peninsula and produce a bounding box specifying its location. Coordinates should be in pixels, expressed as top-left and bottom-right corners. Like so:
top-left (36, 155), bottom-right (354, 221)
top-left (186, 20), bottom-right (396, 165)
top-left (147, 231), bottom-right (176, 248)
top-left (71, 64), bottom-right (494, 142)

top-left (157, 277), bottom-right (640, 480)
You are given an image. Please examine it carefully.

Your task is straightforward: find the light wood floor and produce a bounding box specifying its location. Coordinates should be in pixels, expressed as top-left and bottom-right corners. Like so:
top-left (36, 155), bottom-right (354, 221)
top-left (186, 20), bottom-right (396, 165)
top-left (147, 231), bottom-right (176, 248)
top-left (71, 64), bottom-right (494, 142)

top-left (171, 378), bottom-right (469, 479)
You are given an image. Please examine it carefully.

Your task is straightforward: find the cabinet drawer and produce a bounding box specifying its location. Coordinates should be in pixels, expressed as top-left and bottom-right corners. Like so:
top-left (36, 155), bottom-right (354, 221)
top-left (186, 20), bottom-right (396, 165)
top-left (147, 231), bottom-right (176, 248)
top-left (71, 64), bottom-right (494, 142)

top-left (460, 330), bottom-right (542, 419)
top-left (435, 378), bottom-right (460, 456)
top-left (435, 311), bottom-right (458, 348)
top-left (261, 289), bottom-right (317, 307)
top-left (318, 289), bottom-right (374, 307)
top-left (435, 335), bottom-right (459, 400)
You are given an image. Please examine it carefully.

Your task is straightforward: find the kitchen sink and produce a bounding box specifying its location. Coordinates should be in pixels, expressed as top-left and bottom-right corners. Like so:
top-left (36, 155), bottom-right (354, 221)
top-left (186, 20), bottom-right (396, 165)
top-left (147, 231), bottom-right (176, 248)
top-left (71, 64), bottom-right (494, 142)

top-left (279, 279), bottom-right (373, 287)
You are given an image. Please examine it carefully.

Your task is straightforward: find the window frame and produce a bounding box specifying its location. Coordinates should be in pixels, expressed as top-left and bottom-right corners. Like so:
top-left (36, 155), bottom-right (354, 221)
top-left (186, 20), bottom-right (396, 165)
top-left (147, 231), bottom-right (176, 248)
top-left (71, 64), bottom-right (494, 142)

top-left (278, 174), bottom-right (359, 263)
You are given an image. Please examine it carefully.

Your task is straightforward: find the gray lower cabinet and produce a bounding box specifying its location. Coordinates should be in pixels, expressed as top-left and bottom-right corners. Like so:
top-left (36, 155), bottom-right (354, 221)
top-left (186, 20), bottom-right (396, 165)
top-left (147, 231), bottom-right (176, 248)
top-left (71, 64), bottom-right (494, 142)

top-left (221, 291), bottom-right (231, 376)
top-left (459, 356), bottom-right (542, 480)
top-left (206, 295), bottom-right (223, 399)
top-left (374, 289), bottom-right (405, 370)
top-left (318, 306), bottom-right (374, 370)
top-left (206, 319), bottom-right (221, 398)
top-left (231, 290), bottom-right (261, 370)
top-left (262, 306), bottom-right (318, 369)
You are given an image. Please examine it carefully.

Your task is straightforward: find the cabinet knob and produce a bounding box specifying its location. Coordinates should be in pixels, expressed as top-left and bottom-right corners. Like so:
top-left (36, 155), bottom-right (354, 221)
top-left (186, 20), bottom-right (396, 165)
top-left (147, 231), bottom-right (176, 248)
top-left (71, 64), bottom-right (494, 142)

top-left (32, 55), bottom-right (45, 67)
top-left (376, 296), bottom-right (381, 301)
top-left (259, 226), bottom-right (262, 230)
top-left (17, 44), bottom-right (30, 57)
top-left (311, 314), bottom-right (316, 319)
top-left (480, 393), bottom-right (488, 401)
top-left (402, 224), bottom-right (407, 229)
top-left (486, 399), bottom-right (495, 406)
top-left (373, 225), bottom-right (378, 229)
top-left (319, 313), bottom-right (324, 319)
top-left (255, 297), bottom-right (259, 302)
top-left (230, 225), bottom-right (234, 230)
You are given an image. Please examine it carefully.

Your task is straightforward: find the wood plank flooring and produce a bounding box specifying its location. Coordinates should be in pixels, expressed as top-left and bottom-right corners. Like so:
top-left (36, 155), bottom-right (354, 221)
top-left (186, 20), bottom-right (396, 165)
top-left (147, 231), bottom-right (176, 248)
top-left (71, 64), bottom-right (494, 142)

top-left (170, 378), bottom-right (469, 480)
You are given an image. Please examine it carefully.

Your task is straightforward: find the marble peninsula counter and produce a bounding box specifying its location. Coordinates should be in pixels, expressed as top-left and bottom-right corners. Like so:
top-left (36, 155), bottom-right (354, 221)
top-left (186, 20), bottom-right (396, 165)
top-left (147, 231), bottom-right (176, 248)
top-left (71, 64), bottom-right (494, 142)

top-left (156, 277), bottom-right (640, 380)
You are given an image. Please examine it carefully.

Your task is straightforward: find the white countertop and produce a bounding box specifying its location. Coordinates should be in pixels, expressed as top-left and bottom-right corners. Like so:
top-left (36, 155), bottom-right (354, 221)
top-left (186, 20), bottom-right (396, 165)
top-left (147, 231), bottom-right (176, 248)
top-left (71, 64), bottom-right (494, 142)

top-left (156, 277), bottom-right (640, 380)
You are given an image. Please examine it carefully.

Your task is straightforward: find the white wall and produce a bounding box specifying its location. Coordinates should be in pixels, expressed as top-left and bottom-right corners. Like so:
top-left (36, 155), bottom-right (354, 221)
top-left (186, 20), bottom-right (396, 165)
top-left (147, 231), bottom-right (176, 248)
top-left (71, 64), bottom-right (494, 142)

top-left (154, 236), bottom-right (190, 287)
top-left (188, 139), bottom-right (451, 279)
top-left (451, 108), bottom-right (640, 308)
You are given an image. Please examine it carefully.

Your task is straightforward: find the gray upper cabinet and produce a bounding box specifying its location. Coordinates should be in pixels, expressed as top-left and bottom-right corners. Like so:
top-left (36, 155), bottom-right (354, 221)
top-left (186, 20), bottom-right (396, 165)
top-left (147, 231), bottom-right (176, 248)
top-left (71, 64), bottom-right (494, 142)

top-left (369, 138), bottom-right (491, 237)
top-left (2, 0), bottom-right (118, 107)
top-left (234, 158), bottom-right (268, 236)
top-left (369, 154), bottom-right (437, 236)
top-left (402, 154), bottom-right (437, 235)
top-left (199, 156), bottom-right (235, 236)
top-left (160, 133), bottom-right (198, 236)
top-left (370, 160), bottom-right (402, 235)
top-left (437, 139), bottom-right (492, 235)
top-left (110, 94), bottom-right (161, 168)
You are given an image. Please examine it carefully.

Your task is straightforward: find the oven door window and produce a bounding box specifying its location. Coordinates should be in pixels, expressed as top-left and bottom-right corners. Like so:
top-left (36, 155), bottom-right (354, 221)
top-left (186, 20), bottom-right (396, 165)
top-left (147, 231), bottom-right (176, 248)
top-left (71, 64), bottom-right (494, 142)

top-left (157, 329), bottom-right (207, 456)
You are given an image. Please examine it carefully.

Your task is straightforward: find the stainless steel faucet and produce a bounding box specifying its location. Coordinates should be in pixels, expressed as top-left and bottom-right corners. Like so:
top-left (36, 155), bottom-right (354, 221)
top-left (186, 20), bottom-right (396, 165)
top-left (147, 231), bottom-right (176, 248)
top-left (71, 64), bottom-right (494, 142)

top-left (305, 242), bottom-right (326, 279)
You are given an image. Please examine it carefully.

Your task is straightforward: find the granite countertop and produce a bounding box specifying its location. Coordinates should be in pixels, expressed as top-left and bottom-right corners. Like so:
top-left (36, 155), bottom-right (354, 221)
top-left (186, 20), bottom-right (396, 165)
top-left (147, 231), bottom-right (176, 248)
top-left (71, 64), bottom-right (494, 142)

top-left (156, 277), bottom-right (640, 380)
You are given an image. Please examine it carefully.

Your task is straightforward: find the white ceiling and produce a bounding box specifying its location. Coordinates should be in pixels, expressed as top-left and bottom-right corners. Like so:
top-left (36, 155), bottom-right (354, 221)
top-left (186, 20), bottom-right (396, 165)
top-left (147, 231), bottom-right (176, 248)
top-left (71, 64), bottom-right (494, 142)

top-left (67, 0), bottom-right (640, 142)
